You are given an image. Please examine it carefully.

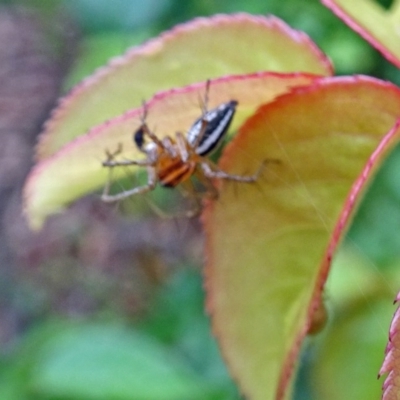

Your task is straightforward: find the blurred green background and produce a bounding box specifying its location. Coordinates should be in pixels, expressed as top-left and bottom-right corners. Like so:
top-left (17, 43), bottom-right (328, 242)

top-left (1, 0), bottom-right (400, 399)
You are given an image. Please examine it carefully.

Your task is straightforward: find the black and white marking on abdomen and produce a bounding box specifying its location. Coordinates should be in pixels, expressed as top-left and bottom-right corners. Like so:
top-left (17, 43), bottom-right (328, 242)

top-left (187, 100), bottom-right (238, 156)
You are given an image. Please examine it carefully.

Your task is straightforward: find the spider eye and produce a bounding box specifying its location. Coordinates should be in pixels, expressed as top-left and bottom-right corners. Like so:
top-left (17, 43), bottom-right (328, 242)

top-left (133, 126), bottom-right (145, 149)
top-left (187, 100), bottom-right (238, 156)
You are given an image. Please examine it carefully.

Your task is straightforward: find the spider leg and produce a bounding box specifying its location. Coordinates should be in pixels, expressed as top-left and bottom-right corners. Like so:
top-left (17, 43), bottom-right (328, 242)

top-left (175, 132), bottom-right (189, 162)
top-left (137, 123), bottom-right (165, 149)
top-left (200, 160), bottom-right (265, 183)
top-left (147, 180), bottom-right (204, 219)
top-left (102, 158), bottom-right (152, 168)
top-left (192, 80), bottom-right (211, 149)
top-left (136, 101), bottom-right (165, 149)
top-left (187, 168), bottom-right (219, 200)
top-left (103, 143), bottom-right (153, 167)
top-left (198, 79), bottom-right (210, 115)
top-left (101, 165), bottom-right (157, 203)
top-left (192, 119), bottom-right (209, 149)
top-left (177, 180), bottom-right (206, 217)
top-left (105, 143), bottom-right (123, 161)
top-left (142, 181), bottom-right (203, 219)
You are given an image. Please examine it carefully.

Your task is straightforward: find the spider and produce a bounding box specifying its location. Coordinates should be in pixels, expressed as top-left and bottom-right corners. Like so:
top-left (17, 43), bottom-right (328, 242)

top-left (101, 81), bottom-right (265, 210)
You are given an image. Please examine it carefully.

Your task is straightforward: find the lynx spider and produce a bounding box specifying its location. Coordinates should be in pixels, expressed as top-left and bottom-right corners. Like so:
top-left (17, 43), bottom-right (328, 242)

top-left (101, 81), bottom-right (265, 209)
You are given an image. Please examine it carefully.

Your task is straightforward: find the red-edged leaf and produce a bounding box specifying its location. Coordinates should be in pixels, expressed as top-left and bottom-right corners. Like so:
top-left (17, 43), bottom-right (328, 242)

top-left (322, 0), bottom-right (400, 68)
top-left (24, 73), bottom-right (320, 230)
top-left (203, 76), bottom-right (400, 399)
top-left (380, 290), bottom-right (400, 400)
top-left (37, 14), bottom-right (332, 160)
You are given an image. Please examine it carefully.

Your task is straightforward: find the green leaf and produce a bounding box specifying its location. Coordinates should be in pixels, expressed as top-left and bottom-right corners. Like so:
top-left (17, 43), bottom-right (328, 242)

top-left (203, 76), bottom-right (400, 399)
top-left (27, 323), bottom-right (210, 400)
top-left (322, 0), bottom-right (400, 68)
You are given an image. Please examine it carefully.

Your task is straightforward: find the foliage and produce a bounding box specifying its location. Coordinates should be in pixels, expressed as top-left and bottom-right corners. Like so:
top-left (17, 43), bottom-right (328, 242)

top-left (3, 1), bottom-right (400, 400)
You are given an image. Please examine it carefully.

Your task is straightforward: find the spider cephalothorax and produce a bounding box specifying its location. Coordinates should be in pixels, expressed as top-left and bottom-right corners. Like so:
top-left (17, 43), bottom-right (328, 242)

top-left (101, 82), bottom-right (263, 207)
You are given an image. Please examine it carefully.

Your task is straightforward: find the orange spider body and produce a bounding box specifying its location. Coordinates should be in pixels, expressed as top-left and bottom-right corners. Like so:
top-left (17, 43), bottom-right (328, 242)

top-left (154, 140), bottom-right (197, 188)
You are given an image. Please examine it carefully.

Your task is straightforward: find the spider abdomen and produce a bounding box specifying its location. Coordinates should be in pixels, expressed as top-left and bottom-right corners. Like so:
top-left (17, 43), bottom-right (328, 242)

top-left (187, 100), bottom-right (238, 156)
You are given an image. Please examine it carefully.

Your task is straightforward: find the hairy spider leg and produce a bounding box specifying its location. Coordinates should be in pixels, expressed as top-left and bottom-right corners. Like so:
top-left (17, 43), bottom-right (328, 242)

top-left (146, 179), bottom-right (205, 219)
top-left (102, 132), bottom-right (159, 203)
top-left (134, 119), bottom-right (164, 152)
top-left (199, 79), bottom-right (211, 116)
top-left (192, 80), bottom-right (212, 149)
top-left (169, 159), bottom-right (267, 217)
top-left (200, 159), bottom-right (268, 183)
top-left (104, 143), bottom-right (123, 161)
top-left (174, 176), bottom-right (217, 217)
top-left (102, 161), bottom-right (158, 203)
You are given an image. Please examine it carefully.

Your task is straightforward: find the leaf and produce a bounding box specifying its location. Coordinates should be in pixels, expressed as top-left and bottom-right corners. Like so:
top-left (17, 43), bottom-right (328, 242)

top-left (24, 73), bottom-right (320, 229)
top-left (312, 245), bottom-right (395, 400)
top-left (28, 323), bottom-right (210, 400)
top-left (322, 0), bottom-right (400, 68)
top-left (38, 14), bottom-right (332, 159)
top-left (203, 76), bottom-right (400, 399)
top-left (380, 290), bottom-right (400, 400)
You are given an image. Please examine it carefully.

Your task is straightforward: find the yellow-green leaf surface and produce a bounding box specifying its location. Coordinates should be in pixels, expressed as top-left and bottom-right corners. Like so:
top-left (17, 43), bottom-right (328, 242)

top-left (38, 13), bottom-right (332, 159)
top-left (322, 0), bottom-right (400, 68)
top-left (24, 73), bottom-right (319, 230)
top-left (203, 76), bottom-right (400, 400)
